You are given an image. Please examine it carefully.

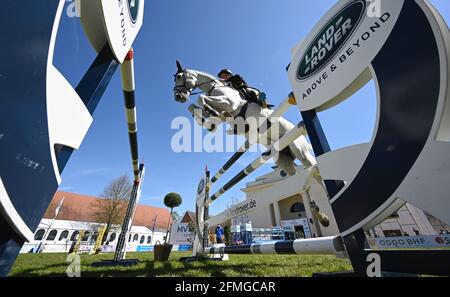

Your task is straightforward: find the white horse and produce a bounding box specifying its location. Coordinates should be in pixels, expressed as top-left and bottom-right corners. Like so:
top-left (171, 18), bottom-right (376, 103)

top-left (173, 61), bottom-right (317, 177)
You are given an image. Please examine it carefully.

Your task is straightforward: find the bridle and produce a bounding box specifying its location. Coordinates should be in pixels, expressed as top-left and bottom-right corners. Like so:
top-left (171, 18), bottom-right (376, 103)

top-left (173, 70), bottom-right (221, 96)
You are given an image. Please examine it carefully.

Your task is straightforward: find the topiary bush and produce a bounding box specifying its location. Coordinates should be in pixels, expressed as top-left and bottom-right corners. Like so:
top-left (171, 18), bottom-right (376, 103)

top-left (163, 192), bottom-right (182, 244)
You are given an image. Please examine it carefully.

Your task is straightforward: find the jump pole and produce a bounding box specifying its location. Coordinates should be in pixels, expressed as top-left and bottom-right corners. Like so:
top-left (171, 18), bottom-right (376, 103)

top-left (208, 120), bottom-right (307, 203)
top-left (121, 48), bottom-right (141, 182)
top-left (208, 236), bottom-right (345, 256)
top-left (187, 94), bottom-right (331, 261)
top-left (92, 48), bottom-right (145, 267)
top-left (209, 92), bottom-right (298, 185)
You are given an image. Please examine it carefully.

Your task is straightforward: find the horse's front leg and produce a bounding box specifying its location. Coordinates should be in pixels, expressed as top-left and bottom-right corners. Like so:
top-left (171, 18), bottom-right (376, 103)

top-left (198, 95), bottom-right (222, 118)
top-left (196, 95), bottom-right (228, 132)
top-left (188, 104), bottom-right (219, 133)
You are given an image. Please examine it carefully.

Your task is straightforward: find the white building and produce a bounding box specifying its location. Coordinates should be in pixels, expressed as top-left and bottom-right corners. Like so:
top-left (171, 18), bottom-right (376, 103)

top-left (214, 166), bottom-right (450, 240)
top-left (20, 191), bottom-right (171, 254)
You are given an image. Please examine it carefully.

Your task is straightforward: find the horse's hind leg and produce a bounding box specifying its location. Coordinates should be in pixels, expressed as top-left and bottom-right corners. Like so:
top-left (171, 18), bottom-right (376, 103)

top-left (288, 135), bottom-right (331, 197)
top-left (288, 136), bottom-right (316, 168)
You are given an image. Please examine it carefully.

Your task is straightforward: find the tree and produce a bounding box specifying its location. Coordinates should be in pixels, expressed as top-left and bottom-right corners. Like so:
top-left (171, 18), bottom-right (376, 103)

top-left (224, 225), bottom-right (232, 246)
top-left (93, 174), bottom-right (132, 244)
top-left (163, 192), bottom-right (182, 244)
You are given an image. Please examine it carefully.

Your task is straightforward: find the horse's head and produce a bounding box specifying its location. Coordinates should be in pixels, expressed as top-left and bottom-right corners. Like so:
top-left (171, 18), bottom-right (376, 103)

top-left (173, 61), bottom-right (197, 103)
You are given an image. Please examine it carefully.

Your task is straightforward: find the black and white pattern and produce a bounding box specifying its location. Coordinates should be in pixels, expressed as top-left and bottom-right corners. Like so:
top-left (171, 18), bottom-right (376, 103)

top-left (209, 93), bottom-right (296, 186)
top-left (209, 121), bottom-right (305, 201)
top-left (121, 49), bottom-right (140, 181)
top-left (208, 236), bottom-right (343, 255)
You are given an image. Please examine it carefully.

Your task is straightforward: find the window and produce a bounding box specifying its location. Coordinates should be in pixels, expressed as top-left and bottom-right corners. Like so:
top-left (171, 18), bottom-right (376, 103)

top-left (34, 229), bottom-right (45, 241)
top-left (128, 234), bottom-right (132, 242)
top-left (133, 234), bottom-right (139, 242)
top-left (91, 232), bottom-right (98, 243)
top-left (140, 235), bottom-right (145, 244)
top-left (46, 230), bottom-right (58, 241)
top-left (81, 231), bottom-right (90, 242)
top-left (109, 233), bottom-right (116, 241)
top-left (147, 236), bottom-right (152, 244)
top-left (59, 230), bottom-right (69, 241)
top-left (383, 230), bottom-right (403, 237)
top-left (70, 231), bottom-right (79, 242)
top-left (290, 202), bottom-right (305, 213)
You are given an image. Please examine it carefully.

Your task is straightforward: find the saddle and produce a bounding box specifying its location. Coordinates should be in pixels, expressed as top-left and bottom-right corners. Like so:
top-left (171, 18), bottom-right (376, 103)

top-left (239, 87), bottom-right (273, 109)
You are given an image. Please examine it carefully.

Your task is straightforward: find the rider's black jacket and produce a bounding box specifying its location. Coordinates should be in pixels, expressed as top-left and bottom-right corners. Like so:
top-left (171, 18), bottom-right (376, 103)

top-left (227, 74), bottom-right (248, 90)
top-left (226, 75), bottom-right (260, 104)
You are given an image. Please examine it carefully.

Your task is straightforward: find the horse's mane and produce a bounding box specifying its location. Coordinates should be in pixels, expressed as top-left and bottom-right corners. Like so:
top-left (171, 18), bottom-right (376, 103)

top-left (186, 69), bottom-right (224, 85)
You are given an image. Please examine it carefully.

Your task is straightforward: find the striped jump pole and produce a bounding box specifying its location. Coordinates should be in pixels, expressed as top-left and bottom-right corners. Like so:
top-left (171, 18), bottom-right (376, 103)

top-left (208, 236), bottom-right (344, 256)
top-left (208, 121), bottom-right (307, 203)
top-left (121, 48), bottom-right (140, 182)
top-left (92, 48), bottom-right (145, 267)
top-left (209, 92), bottom-right (298, 185)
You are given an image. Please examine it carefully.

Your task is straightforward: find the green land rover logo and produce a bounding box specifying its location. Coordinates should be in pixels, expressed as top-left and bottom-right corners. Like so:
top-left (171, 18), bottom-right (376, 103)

top-left (197, 179), bottom-right (205, 195)
top-left (127, 0), bottom-right (139, 24)
top-left (297, 0), bottom-right (366, 80)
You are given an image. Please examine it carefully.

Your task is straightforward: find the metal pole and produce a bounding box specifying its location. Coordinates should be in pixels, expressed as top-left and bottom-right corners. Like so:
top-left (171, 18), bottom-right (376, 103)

top-left (207, 236), bottom-right (344, 255)
top-left (120, 48), bottom-right (140, 182)
top-left (209, 92), bottom-right (297, 186)
top-left (209, 121), bottom-right (307, 202)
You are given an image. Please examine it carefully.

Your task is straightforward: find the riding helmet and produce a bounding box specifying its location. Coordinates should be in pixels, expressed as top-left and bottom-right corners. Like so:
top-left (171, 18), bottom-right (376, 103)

top-left (218, 69), bottom-right (233, 78)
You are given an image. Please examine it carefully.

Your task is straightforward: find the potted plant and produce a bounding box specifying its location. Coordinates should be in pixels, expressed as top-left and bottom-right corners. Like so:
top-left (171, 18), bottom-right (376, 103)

top-left (154, 192), bottom-right (182, 261)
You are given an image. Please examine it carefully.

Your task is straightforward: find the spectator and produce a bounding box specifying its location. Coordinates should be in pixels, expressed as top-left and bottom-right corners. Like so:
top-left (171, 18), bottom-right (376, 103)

top-left (215, 224), bottom-right (224, 244)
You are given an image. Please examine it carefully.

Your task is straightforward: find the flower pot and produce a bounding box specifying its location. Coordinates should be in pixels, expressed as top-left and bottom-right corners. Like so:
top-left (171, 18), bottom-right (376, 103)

top-left (154, 241), bottom-right (173, 261)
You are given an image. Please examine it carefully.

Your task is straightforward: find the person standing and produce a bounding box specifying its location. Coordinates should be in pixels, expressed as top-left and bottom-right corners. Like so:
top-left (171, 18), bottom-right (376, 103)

top-left (215, 224), bottom-right (225, 244)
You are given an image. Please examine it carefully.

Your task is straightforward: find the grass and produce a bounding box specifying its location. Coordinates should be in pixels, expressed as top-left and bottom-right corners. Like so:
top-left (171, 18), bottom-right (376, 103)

top-left (9, 251), bottom-right (352, 277)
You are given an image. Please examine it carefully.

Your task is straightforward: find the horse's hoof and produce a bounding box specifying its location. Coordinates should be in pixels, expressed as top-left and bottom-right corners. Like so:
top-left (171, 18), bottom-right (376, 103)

top-left (319, 215), bottom-right (330, 227)
top-left (207, 124), bottom-right (217, 133)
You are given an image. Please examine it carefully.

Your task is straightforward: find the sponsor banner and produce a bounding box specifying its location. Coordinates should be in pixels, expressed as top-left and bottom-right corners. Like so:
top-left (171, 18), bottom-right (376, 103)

top-left (281, 219), bottom-right (312, 239)
top-left (170, 223), bottom-right (194, 245)
top-left (226, 199), bottom-right (257, 218)
top-left (367, 235), bottom-right (450, 249)
top-left (289, 0), bottom-right (404, 111)
top-left (136, 245), bottom-right (153, 252)
top-left (196, 176), bottom-right (206, 205)
top-left (178, 244), bottom-right (193, 252)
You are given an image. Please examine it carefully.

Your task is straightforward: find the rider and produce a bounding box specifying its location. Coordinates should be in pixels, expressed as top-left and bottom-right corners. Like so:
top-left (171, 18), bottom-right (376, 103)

top-left (217, 69), bottom-right (268, 109)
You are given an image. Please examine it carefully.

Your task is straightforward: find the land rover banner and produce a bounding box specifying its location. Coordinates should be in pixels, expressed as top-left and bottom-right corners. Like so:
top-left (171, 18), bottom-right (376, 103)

top-left (289, 0), bottom-right (450, 236)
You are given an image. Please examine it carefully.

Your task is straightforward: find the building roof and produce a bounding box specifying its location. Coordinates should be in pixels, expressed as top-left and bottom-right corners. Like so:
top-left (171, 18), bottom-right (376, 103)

top-left (44, 191), bottom-right (171, 230)
top-left (181, 211), bottom-right (196, 223)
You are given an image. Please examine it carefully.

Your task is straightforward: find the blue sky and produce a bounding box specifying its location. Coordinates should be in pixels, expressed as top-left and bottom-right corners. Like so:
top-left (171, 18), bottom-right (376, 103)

top-left (56, 0), bottom-right (450, 216)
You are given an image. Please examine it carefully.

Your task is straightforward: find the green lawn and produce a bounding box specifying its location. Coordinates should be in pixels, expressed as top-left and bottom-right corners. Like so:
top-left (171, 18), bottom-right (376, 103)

top-left (9, 252), bottom-right (352, 277)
